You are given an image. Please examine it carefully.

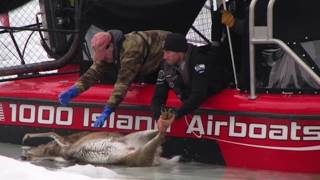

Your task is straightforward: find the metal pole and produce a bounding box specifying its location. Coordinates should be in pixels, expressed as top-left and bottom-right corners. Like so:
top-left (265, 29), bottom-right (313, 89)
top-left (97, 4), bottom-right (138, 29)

top-left (222, 0), bottom-right (238, 89)
top-left (267, 0), bottom-right (276, 38)
top-left (213, 0), bottom-right (217, 11)
top-left (249, 0), bottom-right (259, 99)
top-left (9, 31), bottom-right (26, 65)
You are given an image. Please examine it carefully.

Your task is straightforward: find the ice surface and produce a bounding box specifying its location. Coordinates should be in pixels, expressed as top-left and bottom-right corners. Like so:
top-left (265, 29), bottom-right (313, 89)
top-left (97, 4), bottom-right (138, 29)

top-left (0, 155), bottom-right (123, 180)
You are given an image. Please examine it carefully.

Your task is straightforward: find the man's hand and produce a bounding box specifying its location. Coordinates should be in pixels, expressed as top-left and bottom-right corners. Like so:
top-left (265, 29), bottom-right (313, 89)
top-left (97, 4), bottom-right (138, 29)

top-left (59, 86), bottom-right (80, 106)
top-left (157, 109), bottom-right (175, 133)
top-left (94, 105), bottom-right (113, 128)
top-left (221, 10), bottom-right (235, 28)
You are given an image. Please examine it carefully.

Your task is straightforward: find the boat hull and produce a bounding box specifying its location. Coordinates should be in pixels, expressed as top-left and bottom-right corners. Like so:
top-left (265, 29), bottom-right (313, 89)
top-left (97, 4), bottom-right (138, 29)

top-left (0, 74), bottom-right (319, 173)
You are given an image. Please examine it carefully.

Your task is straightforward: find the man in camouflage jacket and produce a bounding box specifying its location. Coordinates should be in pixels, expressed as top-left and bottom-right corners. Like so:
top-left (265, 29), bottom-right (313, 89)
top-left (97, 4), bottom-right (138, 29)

top-left (59, 30), bottom-right (170, 128)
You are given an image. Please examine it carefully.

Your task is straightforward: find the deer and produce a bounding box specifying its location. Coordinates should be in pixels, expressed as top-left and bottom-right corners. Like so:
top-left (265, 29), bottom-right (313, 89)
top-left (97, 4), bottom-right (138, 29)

top-left (21, 109), bottom-right (176, 167)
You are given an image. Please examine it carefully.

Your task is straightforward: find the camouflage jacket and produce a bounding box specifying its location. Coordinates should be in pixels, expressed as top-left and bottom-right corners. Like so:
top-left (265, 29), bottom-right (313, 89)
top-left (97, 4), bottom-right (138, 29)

top-left (75, 30), bottom-right (170, 110)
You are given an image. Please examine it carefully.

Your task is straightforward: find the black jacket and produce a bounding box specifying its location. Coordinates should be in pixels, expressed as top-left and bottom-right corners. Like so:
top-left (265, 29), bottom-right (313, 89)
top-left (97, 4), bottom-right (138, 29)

top-left (152, 45), bottom-right (226, 120)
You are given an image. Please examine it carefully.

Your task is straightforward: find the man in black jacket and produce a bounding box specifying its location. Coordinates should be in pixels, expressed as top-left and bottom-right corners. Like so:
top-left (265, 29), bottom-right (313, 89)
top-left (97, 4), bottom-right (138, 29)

top-left (152, 33), bottom-right (225, 132)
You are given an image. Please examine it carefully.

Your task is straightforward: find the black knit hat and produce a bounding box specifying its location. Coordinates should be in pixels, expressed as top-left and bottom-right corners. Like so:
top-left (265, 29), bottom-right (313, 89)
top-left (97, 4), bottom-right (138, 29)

top-left (163, 33), bottom-right (188, 52)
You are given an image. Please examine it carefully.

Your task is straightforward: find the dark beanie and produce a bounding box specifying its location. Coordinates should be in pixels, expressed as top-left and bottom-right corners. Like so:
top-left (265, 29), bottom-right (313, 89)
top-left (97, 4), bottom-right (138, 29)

top-left (163, 33), bottom-right (188, 52)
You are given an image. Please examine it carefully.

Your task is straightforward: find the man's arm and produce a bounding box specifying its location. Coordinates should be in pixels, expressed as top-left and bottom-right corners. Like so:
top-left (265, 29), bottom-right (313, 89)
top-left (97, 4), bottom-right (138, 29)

top-left (175, 62), bottom-right (208, 119)
top-left (106, 37), bottom-right (145, 110)
top-left (74, 62), bottom-right (108, 93)
top-left (59, 62), bottom-right (107, 106)
top-left (152, 69), bottom-right (170, 120)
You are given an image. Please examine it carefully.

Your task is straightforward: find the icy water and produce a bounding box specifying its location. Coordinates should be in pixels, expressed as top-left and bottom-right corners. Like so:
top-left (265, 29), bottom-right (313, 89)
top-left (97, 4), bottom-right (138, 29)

top-left (0, 142), bottom-right (320, 180)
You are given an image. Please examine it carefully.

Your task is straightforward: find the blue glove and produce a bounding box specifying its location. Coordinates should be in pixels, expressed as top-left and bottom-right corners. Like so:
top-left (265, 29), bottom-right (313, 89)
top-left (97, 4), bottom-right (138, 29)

top-left (59, 86), bottom-right (80, 106)
top-left (94, 105), bottom-right (113, 128)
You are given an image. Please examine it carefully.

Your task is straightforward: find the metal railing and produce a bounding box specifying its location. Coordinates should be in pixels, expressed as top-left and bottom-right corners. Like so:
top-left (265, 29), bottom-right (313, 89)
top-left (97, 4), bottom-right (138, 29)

top-left (249, 0), bottom-right (320, 99)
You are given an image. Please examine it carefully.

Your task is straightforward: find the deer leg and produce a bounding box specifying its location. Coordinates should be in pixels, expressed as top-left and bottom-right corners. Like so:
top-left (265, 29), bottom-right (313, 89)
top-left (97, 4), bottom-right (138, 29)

top-left (23, 132), bottom-right (68, 147)
top-left (126, 132), bottom-right (166, 166)
top-left (141, 132), bottom-right (165, 155)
